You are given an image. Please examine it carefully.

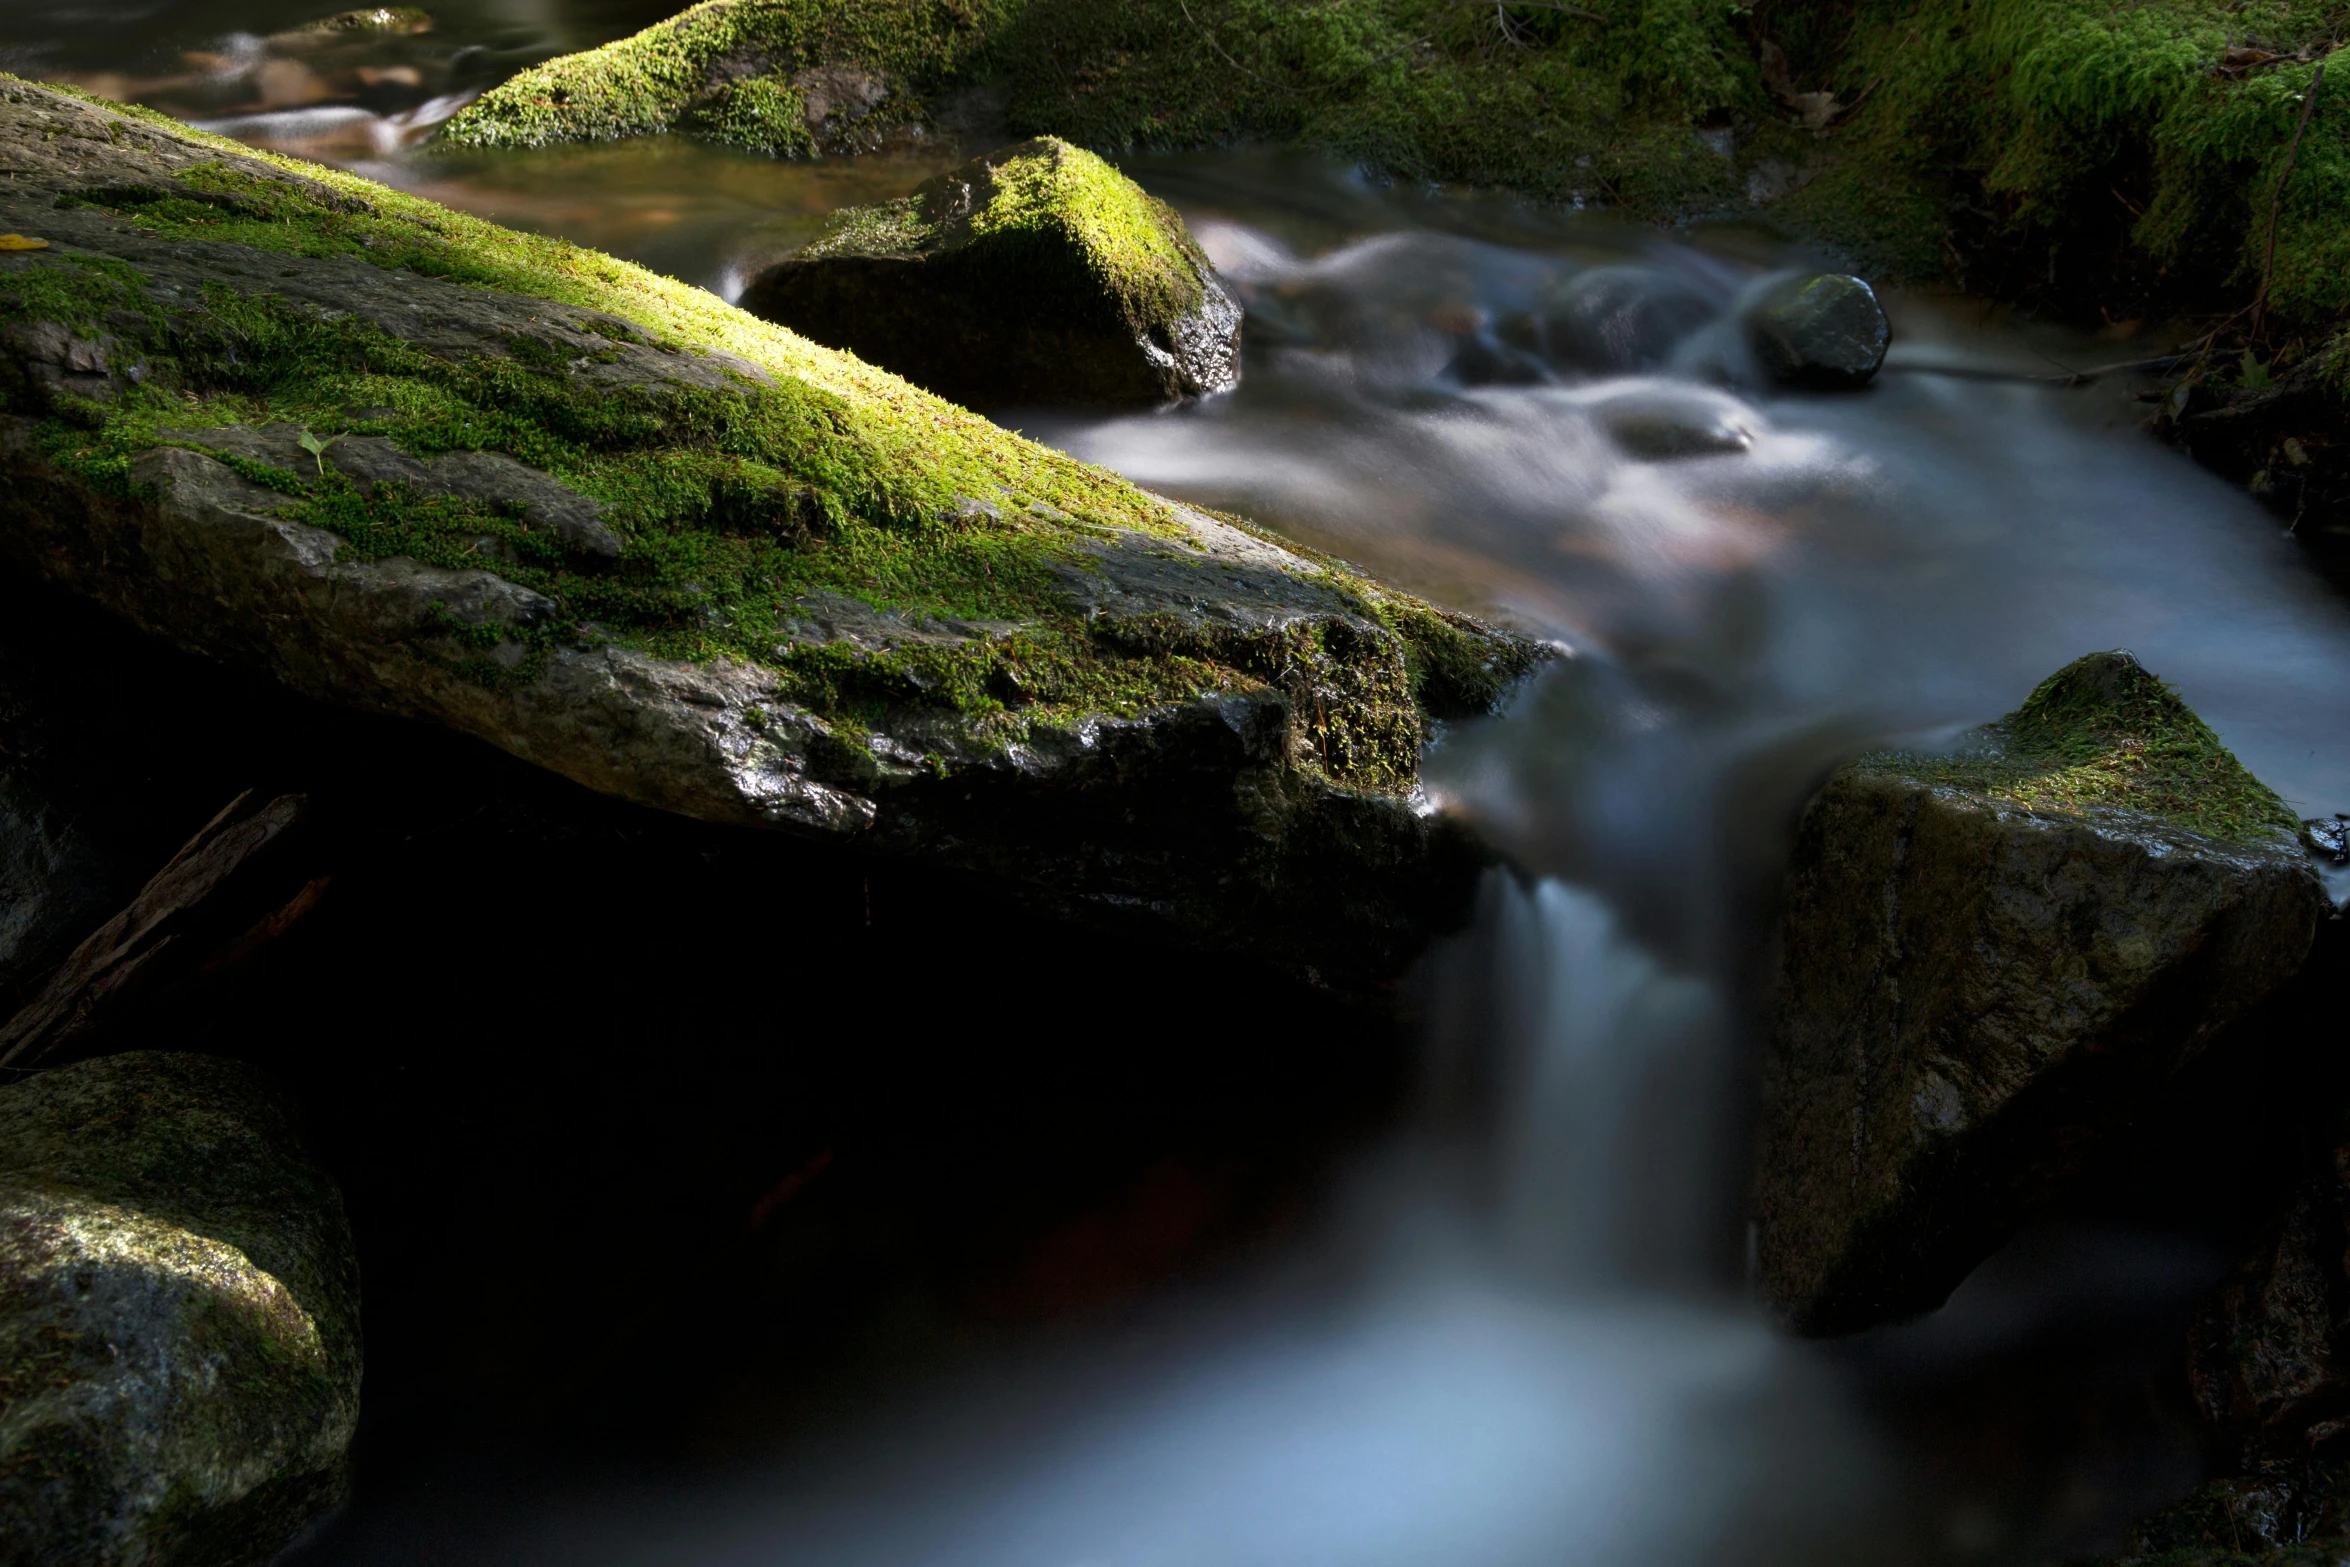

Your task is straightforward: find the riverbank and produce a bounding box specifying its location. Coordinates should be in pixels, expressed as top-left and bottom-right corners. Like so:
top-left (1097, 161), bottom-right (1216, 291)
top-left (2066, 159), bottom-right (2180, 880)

top-left (442, 0), bottom-right (2350, 537)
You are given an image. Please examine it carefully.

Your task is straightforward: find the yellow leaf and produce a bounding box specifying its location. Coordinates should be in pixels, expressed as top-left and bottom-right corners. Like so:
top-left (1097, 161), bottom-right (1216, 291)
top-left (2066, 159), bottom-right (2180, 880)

top-left (0, 234), bottom-right (50, 251)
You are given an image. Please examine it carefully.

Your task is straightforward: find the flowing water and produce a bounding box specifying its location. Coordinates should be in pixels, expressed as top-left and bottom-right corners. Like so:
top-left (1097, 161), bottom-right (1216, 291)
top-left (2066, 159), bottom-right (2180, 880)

top-left (10, 5), bottom-right (2350, 1564)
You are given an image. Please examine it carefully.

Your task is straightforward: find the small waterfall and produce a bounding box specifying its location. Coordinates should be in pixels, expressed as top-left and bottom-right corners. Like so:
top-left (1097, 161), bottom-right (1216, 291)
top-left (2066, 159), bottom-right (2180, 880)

top-left (1490, 876), bottom-right (1731, 1293)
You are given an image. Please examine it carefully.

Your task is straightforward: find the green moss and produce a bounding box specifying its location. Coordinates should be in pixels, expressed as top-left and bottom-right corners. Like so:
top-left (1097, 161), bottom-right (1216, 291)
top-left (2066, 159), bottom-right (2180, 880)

top-left (684, 75), bottom-right (818, 156)
top-left (1766, 0), bottom-right (2346, 318)
top-left (1859, 651), bottom-right (2302, 847)
top-left (439, 0), bottom-right (1014, 152)
top-left (802, 137), bottom-right (1210, 333)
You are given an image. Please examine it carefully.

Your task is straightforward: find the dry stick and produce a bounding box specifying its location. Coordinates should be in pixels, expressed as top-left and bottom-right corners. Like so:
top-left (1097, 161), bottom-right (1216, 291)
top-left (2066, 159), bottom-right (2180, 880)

top-left (2252, 59), bottom-right (2327, 339)
top-left (1175, 0), bottom-right (1299, 93)
top-left (0, 791), bottom-right (308, 1071)
top-left (1877, 351), bottom-right (2200, 386)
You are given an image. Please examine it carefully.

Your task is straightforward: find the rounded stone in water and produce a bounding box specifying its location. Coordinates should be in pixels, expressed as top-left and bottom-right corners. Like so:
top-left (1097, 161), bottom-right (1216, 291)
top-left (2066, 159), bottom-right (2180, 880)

top-left (1582, 384), bottom-right (1758, 460)
top-left (1745, 273), bottom-right (1890, 390)
top-left (1520, 265), bottom-right (1719, 373)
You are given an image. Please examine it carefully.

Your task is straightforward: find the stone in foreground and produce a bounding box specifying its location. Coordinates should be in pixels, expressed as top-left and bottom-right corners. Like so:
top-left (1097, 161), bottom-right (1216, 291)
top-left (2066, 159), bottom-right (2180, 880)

top-left (0, 1052), bottom-right (360, 1566)
top-left (738, 138), bottom-right (1240, 408)
top-left (1754, 651), bottom-right (2328, 1335)
top-left (1743, 273), bottom-right (1889, 390)
top-left (0, 81), bottom-right (1531, 990)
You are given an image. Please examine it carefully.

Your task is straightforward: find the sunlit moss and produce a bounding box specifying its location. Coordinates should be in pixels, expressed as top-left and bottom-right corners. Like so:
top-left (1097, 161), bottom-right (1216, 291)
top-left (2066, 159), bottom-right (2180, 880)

top-left (1857, 652), bottom-right (2302, 847)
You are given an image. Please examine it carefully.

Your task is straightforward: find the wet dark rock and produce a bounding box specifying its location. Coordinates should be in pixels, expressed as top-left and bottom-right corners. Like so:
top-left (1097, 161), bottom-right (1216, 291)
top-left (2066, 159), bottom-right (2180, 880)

top-left (0, 656), bottom-right (145, 1005)
top-left (1522, 265), bottom-right (1717, 373)
top-left (0, 1051), bottom-right (360, 1566)
top-left (1755, 652), bottom-right (2329, 1335)
top-left (2110, 1473), bottom-right (2350, 1565)
top-left (1583, 384), bottom-right (1757, 459)
top-left (738, 138), bottom-right (1241, 409)
top-left (1444, 331), bottom-right (1549, 387)
top-left (1744, 272), bottom-right (1890, 390)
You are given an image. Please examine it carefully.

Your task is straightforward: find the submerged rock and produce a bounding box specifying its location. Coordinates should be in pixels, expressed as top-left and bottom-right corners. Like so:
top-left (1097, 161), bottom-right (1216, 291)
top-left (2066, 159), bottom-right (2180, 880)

top-left (1580, 383), bottom-right (1757, 459)
top-left (0, 82), bottom-right (1532, 990)
top-left (0, 1052), bottom-right (360, 1565)
top-left (738, 137), bottom-right (1241, 408)
top-left (1743, 272), bottom-right (1889, 390)
top-left (1754, 651), bottom-right (2329, 1334)
top-left (1518, 265), bottom-right (1718, 374)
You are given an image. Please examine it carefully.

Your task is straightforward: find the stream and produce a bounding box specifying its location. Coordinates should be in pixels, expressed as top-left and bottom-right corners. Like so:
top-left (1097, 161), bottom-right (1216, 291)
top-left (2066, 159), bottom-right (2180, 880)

top-left (9, 4), bottom-right (2350, 1564)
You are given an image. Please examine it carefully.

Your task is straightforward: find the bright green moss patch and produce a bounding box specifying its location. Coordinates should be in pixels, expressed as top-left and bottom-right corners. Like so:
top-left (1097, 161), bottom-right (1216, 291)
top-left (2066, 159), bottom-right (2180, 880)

top-left (801, 137), bottom-right (1208, 332)
top-left (1861, 651), bottom-right (2302, 846)
top-left (684, 75), bottom-right (818, 156)
top-left (438, 0), bottom-right (1012, 152)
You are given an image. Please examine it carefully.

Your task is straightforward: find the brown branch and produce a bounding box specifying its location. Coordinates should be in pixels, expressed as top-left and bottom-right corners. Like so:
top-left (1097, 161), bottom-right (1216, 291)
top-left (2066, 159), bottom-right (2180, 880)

top-left (0, 791), bottom-right (309, 1071)
top-left (2252, 59), bottom-right (2326, 338)
top-left (1878, 351), bottom-right (2200, 387)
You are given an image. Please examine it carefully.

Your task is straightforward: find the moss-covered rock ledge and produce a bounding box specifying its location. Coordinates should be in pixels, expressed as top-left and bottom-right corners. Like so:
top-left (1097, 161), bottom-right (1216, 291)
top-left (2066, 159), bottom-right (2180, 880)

top-left (0, 78), bottom-right (1539, 988)
top-left (1755, 651), bottom-right (2328, 1335)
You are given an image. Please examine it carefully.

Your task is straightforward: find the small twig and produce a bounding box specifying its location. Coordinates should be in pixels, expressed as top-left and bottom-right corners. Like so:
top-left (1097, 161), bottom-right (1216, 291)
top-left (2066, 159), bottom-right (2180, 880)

top-left (2252, 59), bottom-right (2326, 338)
top-left (1175, 0), bottom-right (1301, 93)
top-left (1879, 351), bottom-right (2200, 387)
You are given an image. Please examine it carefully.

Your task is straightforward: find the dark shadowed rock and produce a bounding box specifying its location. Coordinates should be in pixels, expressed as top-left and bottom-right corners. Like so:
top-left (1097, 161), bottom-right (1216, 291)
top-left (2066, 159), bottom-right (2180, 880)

top-left (1755, 652), bottom-right (2329, 1335)
top-left (0, 1051), bottom-right (360, 1566)
top-left (737, 137), bottom-right (1241, 409)
top-left (1744, 272), bottom-right (1889, 390)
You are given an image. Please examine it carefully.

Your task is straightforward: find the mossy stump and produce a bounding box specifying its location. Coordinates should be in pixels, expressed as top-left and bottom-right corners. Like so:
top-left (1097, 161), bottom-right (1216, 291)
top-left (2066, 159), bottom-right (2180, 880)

top-left (737, 137), bottom-right (1242, 408)
top-left (0, 1052), bottom-right (361, 1567)
top-left (1754, 651), bottom-right (2329, 1335)
top-left (0, 79), bottom-right (1537, 991)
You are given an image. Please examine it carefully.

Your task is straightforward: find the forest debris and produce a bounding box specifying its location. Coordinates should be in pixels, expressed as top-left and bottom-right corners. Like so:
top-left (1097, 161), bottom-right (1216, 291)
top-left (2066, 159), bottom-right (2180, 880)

top-left (0, 791), bottom-right (311, 1070)
top-left (2216, 44), bottom-right (2320, 78)
top-left (1755, 37), bottom-right (1870, 131)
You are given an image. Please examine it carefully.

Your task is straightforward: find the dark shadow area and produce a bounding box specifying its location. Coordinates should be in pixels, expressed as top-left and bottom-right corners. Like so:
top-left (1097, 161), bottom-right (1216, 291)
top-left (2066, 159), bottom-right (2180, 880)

top-left (0, 577), bottom-right (1416, 1553)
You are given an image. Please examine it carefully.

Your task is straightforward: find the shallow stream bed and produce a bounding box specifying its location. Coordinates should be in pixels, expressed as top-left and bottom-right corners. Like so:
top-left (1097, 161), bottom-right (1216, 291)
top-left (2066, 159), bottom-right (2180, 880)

top-left (6, 6), bottom-right (2350, 1565)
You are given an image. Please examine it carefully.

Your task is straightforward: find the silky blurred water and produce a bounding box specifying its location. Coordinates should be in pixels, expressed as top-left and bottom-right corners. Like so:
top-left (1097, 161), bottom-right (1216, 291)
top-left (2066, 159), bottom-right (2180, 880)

top-left (5, 6), bottom-right (2348, 1563)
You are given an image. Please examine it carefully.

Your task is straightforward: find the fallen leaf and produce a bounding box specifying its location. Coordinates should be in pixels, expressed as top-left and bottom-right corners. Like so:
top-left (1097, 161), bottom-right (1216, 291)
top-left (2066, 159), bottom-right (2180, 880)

top-left (0, 234), bottom-right (50, 251)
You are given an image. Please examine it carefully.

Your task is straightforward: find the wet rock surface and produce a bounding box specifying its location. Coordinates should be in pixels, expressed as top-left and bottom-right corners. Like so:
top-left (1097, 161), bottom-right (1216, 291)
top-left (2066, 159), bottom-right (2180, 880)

top-left (0, 84), bottom-right (1533, 992)
top-left (1517, 264), bottom-right (1718, 374)
top-left (739, 138), bottom-right (1241, 409)
top-left (1755, 652), bottom-right (2329, 1335)
top-left (0, 1051), bottom-right (361, 1566)
top-left (1743, 272), bottom-right (1889, 390)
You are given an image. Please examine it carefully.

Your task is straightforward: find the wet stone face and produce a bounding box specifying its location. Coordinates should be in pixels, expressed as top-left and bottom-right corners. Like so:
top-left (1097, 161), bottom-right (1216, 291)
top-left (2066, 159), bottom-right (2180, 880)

top-left (1743, 273), bottom-right (1890, 391)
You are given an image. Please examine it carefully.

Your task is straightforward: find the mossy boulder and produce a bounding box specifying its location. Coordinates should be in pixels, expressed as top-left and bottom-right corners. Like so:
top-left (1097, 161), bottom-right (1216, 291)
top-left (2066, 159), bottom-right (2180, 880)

top-left (436, 0), bottom-right (1009, 155)
top-left (0, 1051), bottom-right (360, 1566)
top-left (737, 137), bottom-right (1241, 408)
top-left (1753, 651), bottom-right (2330, 1335)
top-left (0, 80), bottom-right (1536, 989)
